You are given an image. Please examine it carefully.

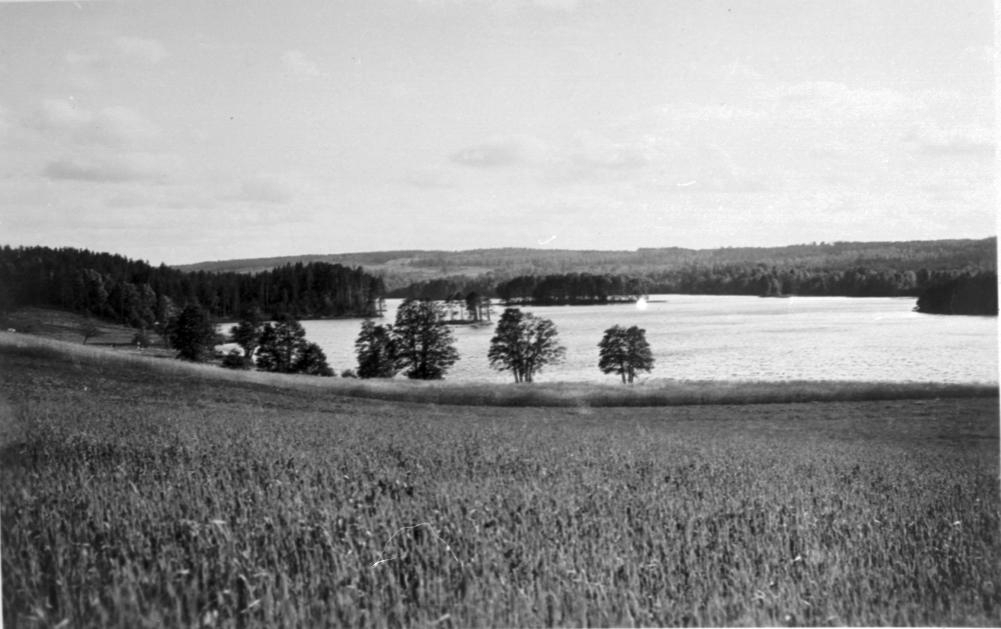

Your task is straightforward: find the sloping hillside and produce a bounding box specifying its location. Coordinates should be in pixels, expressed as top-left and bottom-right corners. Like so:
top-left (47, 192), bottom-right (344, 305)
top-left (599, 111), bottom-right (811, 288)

top-left (174, 238), bottom-right (997, 292)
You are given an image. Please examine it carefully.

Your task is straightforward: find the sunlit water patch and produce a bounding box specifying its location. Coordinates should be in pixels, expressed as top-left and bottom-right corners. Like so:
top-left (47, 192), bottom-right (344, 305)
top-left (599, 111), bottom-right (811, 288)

top-left (230, 296), bottom-right (998, 384)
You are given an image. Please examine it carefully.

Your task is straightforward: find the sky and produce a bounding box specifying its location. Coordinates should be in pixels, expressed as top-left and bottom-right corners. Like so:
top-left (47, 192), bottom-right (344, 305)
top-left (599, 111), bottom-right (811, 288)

top-left (0, 0), bottom-right (996, 265)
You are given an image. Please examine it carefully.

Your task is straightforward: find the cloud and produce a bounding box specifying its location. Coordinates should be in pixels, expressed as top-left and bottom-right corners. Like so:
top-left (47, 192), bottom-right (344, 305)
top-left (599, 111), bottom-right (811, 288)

top-left (238, 174), bottom-right (299, 203)
top-left (416, 0), bottom-right (592, 12)
top-left (282, 50), bottom-right (322, 79)
top-left (113, 36), bottom-right (168, 64)
top-left (569, 131), bottom-right (655, 171)
top-left (960, 45), bottom-right (996, 64)
top-left (757, 81), bottom-right (912, 120)
top-left (44, 158), bottom-right (149, 183)
top-left (65, 50), bottom-right (102, 68)
top-left (404, 166), bottom-right (460, 189)
top-left (35, 99), bottom-right (161, 147)
top-left (42, 153), bottom-right (179, 183)
top-left (905, 126), bottom-right (995, 157)
top-left (0, 105), bottom-right (10, 138)
top-left (450, 134), bottom-right (550, 168)
top-left (38, 98), bottom-right (92, 129)
top-left (89, 105), bottom-right (162, 146)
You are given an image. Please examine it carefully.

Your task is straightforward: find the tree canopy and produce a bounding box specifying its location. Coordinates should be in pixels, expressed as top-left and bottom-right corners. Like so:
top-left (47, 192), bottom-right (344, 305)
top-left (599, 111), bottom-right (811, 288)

top-left (915, 271), bottom-right (998, 315)
top-left (0, 246), bottom-right (385, 328)
top-left (355, 319), bottom-right (398, 378)
top-left (391, 299), bottom-right (459, 380)
top-left (255, 314), bottom-right (333, 376)
top-left (598, 325), bottom-right (655, 383)
top-left (167, 304), bottom-right (218, 362)
top-left (488, 307), bottom-right (565, 383)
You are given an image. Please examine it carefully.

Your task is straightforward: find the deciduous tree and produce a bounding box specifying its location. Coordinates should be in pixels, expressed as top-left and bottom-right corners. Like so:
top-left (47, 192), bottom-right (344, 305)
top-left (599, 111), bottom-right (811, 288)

top-left (391, 299), bottom-right (459, 380)
top-left (598, 325), bottom-right (654, 383)
top-left (488, 307), bottom-right (565, 383)
top-left (294, 342), bottom-right (334, 377)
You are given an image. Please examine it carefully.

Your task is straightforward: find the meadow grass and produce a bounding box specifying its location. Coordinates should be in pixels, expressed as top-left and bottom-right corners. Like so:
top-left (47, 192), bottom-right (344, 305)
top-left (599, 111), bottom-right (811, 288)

top-left (1, 336), bottom-right (999, 627)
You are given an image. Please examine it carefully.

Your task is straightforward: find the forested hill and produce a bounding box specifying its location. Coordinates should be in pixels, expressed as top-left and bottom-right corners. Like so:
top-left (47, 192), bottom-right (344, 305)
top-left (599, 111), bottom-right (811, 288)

top-left (0, 246), bottom-right (385, 328)
top-left (176, 238), bottom-right (996, 293)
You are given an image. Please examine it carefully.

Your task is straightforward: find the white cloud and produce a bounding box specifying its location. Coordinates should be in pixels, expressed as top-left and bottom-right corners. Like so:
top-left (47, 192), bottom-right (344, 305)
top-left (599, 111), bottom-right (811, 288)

top-left (38, 97), bottom-right (92, 130)
top-left (42, 153), bottom-right (179, 183)
top-left (905, 126), bottom-right (995, 157)
top-left (92, 106), bottom-right (162, 146)
top-left (113, 36), bottom-right (167, 64)
top-left (570, 131), bottom-right (654, 171)
top-left (35, 99), bottom-right (161, 147)
top-left (282, 50), bottom-right (322, 79)
top-left (959, 45), bottom-right (996, 64)
top-left (64, 50), bottom-right (101, 68)
top-left (236, 173), bottom-right (304, 204)
top-left (756, 81), bottom-right (913, 120)
top-left (450, 134), bottom-right (551, 168)
top-left (416, 0), bottom-right (593, 12)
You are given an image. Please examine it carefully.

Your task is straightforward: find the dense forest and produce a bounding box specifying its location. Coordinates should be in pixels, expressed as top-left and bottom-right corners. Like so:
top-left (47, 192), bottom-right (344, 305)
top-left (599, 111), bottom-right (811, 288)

top-left (180, 237), bottom-right (997, 294)
top-left (0, 246), bottom-right (385, 329)
top-left (392, 266), bottom-right (996, 308)
top-left (915, 272), bottom-right (998, 315)
top-left (2, 238), bottom-right (995, 327)
top-left (495, 273), bottom-right (650, 305)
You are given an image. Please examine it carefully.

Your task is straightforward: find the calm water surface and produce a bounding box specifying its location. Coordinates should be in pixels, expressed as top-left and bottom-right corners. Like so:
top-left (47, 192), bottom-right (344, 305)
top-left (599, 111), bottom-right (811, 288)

top-left (286, 296), bottom-right (996, 384)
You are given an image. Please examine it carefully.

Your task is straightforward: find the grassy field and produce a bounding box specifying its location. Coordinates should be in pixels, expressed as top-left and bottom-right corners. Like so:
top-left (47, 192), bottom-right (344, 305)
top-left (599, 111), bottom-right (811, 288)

top-left (1, 337), bottom-right (999, 627)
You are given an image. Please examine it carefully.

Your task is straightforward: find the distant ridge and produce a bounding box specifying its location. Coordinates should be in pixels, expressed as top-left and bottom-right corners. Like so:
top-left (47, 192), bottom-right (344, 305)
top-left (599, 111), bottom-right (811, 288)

top-left (173, 238), bottom-right (997, 292)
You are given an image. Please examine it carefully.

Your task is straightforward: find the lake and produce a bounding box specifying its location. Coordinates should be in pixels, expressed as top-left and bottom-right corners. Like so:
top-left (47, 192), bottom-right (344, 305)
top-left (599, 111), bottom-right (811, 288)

top-left (255, 296), bottom-right (997, 384)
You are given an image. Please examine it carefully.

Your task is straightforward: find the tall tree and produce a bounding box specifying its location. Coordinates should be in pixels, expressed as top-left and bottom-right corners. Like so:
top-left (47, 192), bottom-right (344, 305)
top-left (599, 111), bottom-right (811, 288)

top-left (355, 319), bottom-right (397, 378)
top-left (294, 342), bottom-right (335, 377)
top-left (391, 299), bottom-right (459, 380)
top-left (598, 325), bottom-right (654, 383)
top-left (168, 304), bottom-right (218, 361)
top-left (256, 313), bottom-right (307, 373)
top-left (488, 307), bottom-right (565, 383)
top-left (228, 307), bottom-right (264, 368)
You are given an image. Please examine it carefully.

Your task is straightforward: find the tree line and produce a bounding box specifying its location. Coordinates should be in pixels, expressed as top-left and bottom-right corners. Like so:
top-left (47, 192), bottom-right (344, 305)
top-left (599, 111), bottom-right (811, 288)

top-left (914, 272), bottom-right (998, 315)
top-left (391, 266), bottom-right (997, 309)
top-left (0, 246), bottom-right (386, 328)
top-left (164, 303), bottom-right (335, 376)
top-left (189, 237), bottom-right (995, 290)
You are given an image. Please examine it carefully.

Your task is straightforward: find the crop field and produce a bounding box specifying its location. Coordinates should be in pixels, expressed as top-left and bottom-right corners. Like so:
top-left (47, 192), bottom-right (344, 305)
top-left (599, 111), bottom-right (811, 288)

top-left (1, 339), bottom-right (999, 627)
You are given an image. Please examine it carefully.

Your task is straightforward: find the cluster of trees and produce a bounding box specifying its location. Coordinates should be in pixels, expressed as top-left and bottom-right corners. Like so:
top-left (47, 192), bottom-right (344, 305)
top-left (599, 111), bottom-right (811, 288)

top-left (0, 246), bottom-right (385, 328)
top-left (388, 275), bottom-right (497, 301)
top-left (645, 265), bottom-right (931, 297)
top-left (598, 325), bottom-right (655, 383)
top-left (164, 305), bottom-right (334, 376)
top-left (223, 310), bottom-right (334, 376)
top-left (495, 273), bottom-right (649, 305)
top-left (914, 271), bottom-right (998, 315)
top-left (354, 300), bottom-right (460, 379)
top-left (388, 264), bottom-right (996, 308)
top-left (353, 299), bottom-right (655, 384)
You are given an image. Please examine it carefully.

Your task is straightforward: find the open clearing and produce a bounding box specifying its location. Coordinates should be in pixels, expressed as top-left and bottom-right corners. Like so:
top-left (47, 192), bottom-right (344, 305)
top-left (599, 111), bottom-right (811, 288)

top-left (1, 337), bottom-right (999, 627)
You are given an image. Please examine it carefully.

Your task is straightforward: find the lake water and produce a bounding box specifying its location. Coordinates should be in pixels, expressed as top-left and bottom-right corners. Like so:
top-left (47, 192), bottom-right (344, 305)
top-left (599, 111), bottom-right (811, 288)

top-left (246, 296), bottom-right (998, 384)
